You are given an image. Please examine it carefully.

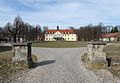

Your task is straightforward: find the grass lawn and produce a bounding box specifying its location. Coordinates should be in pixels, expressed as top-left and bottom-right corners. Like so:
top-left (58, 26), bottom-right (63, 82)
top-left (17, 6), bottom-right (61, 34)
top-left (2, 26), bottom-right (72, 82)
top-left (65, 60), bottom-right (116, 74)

top-left (32, 41), bottom-right (88, 48)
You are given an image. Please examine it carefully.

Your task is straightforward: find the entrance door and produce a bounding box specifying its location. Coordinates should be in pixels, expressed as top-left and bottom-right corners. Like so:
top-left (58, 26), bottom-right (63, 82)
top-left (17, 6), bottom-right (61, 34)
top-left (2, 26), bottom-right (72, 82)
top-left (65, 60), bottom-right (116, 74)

top-left (54, 37), bottom-right (64, 41)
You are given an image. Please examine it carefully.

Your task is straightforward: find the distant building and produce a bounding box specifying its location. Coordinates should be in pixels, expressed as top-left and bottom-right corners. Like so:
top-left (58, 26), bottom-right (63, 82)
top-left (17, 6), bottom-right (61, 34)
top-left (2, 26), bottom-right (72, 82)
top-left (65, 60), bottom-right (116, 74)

top-left (45, 26), bottom-right (77, 41)
top-left (35, 34), bottom-right (44, 41)
top-left (98, 32), bottom-right (120, 41)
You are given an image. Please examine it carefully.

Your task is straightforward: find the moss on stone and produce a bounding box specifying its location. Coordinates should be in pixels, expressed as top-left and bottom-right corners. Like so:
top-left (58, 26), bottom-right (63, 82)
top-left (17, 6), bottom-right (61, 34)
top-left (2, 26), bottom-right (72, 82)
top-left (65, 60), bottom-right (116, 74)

top-left (86, 61), bottom-right (107, 70)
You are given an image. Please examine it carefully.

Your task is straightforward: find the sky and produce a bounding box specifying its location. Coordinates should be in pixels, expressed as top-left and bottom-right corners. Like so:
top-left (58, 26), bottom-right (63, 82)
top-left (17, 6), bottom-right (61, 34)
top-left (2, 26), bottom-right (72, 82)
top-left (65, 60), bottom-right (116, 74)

top-left (0, 0), bottom-right (120, 29)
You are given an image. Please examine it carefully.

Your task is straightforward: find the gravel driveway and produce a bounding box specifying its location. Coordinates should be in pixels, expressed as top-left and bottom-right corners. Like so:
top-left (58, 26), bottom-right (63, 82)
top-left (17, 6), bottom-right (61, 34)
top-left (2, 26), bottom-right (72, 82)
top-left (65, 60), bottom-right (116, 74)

top-left (15, 47), bottom-right (120, 83)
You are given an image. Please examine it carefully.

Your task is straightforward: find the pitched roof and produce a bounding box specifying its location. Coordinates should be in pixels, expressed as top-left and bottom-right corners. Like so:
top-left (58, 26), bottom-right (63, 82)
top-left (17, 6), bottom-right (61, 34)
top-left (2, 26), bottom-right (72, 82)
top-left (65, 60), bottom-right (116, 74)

top-left (100, 32), bottom-right (119, 38)
top-left (46, 29), bottom-right (75, 34)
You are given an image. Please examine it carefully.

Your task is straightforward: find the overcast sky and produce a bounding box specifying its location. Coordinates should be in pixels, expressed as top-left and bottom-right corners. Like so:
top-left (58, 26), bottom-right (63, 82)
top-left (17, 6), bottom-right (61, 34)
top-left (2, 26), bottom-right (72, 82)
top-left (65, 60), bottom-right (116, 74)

top-left (0, 0), bottom-right (120, 28)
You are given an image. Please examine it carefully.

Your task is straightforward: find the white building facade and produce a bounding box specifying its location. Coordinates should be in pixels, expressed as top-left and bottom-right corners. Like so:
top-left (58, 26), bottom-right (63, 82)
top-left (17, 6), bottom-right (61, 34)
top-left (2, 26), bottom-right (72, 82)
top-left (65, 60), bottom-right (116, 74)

top-left (45, 28), bottom-right (77, 41)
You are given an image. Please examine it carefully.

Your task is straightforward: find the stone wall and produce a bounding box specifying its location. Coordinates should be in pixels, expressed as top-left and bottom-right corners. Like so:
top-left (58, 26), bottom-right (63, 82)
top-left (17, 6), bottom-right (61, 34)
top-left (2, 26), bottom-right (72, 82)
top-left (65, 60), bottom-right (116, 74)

top-left (86, 42), bottom-right (108, 69)
top-left (12, 43), bottom-right (33, 69)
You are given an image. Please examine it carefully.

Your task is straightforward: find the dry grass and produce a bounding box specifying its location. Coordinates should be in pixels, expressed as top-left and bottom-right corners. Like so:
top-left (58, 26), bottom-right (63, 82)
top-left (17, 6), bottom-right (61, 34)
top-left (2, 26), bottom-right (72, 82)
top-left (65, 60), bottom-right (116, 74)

top-left (0, 51), bottom-right (12, 60)
top-left (105, 44), bottom-right (120, 58)
top-left (105, 44), bottom-right (120, 51)
top-left (0, 51), bottom-right (14, 82)
top-left (107, 66), bottom-right (120, 78)
top-left (106, 51), bottom-right (120, 58)
top-left (0, 48), bottom-right (37, 82)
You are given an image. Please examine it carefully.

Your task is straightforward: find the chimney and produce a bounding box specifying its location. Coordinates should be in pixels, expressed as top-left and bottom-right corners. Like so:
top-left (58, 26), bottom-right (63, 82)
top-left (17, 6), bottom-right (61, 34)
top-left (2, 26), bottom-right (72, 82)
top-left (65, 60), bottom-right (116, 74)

top-left (57, 26), bottom-right (59, 30)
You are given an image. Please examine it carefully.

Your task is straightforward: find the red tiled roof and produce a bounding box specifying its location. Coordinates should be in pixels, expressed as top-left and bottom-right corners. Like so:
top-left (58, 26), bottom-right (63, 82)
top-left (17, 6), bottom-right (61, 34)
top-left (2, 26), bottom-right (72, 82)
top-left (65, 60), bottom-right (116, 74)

top-left (46, 29), bottom-right (75, 34)
top-left (100, 32), bottom-right (118, 38)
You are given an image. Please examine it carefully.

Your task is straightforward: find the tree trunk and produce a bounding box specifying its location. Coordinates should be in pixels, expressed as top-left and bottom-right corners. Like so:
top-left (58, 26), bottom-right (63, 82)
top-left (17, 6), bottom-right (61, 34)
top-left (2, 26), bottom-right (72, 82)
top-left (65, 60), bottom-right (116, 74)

top-left (13, 35), bottom-right (16, 43)
top-left (18, 35), bottom-right (20, 42)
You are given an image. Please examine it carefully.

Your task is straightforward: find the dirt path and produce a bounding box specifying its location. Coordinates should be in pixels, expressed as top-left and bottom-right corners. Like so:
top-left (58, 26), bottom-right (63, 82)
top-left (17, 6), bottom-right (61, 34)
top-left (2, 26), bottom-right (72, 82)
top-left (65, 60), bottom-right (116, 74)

top-left (15, 47), bottom-right (120, 83)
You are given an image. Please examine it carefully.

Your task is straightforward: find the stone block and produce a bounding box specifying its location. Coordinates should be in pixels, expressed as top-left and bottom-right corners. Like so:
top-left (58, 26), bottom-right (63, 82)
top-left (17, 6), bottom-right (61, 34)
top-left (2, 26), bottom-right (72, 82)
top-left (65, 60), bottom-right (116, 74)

top-left (86, 41), bottom-right (108, 69)
top-left (111, 57), bottom-right (120, 66)
top-left (86, 53), bottom-right (108, 69)
top-left (12, 43), bottom-right (33, 69)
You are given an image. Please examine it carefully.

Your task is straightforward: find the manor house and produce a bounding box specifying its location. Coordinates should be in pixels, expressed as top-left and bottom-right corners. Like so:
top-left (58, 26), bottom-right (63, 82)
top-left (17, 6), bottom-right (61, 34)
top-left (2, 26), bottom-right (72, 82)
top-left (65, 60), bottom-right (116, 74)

top-left (45, 26), bottom-right (77, 41)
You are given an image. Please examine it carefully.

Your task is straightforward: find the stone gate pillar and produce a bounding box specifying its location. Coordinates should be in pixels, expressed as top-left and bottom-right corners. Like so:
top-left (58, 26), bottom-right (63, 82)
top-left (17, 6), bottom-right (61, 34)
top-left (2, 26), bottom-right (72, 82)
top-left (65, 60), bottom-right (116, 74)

top-left (12, 43), bottom-right (33, 69)
top-left (86, 41), bottom-right (108, 69)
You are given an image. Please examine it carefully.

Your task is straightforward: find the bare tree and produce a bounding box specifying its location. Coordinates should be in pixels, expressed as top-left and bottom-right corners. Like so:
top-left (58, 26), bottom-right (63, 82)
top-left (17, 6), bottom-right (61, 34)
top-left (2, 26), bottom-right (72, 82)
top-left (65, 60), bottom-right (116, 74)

top-left (76, 23), bottom-right (107, 41)
top-left (0, 27), bottom-right (2, 39)
top-left (6, 22), bottom-right (17, 42)
top-left (6, 16), bottom-right (24, 42)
